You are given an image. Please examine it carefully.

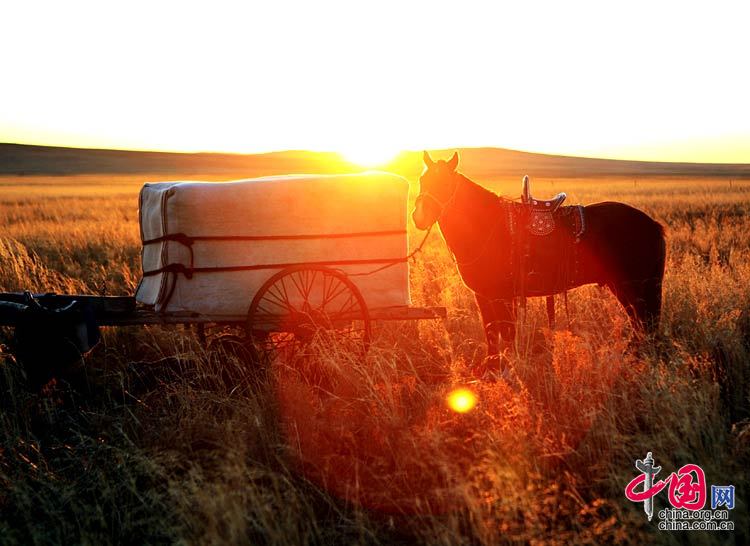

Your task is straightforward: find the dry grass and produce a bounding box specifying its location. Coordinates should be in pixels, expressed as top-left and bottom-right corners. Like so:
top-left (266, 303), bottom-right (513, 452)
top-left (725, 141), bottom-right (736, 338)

top-left (1, 172), bottom-right (748, 545)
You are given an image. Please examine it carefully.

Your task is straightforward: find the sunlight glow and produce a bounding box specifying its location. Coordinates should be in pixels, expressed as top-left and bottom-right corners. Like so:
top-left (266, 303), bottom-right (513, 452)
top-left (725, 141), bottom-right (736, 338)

top-left (1, 1), bottom-right (748, 161)
top-left (446, 388), bottom-right (477, 414)
top-left (339, 146), bottom-right (401, 168)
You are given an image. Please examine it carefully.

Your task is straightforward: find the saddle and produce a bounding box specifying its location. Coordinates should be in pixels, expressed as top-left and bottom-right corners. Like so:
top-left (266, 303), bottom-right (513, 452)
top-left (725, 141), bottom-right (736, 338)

top-left (519, 175), bottom-right (584, 241)
top-left (521, 175), bottom-right (567, 235)
top-left (513, 176), bottom-right (587, 326)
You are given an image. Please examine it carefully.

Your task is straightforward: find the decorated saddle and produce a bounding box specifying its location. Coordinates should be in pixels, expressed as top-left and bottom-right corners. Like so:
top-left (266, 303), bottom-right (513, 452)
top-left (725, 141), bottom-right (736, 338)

top-left (510, 176), bottom-right (586, 298)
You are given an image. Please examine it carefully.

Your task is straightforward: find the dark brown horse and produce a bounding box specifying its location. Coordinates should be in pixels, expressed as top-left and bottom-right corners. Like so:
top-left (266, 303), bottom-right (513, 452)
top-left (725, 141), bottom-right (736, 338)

top-left (412, 151), bottom-right (666, 365)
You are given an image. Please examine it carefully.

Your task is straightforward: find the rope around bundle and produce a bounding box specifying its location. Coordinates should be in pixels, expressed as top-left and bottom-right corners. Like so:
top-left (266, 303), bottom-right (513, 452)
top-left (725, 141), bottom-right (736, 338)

top-left (141, 226), bottom-right (434, 280)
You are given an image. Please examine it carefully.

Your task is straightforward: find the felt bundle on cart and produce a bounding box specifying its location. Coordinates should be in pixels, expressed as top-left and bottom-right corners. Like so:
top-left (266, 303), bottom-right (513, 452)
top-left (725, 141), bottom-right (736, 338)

top-left (135, 172), bottom-right (410, 315)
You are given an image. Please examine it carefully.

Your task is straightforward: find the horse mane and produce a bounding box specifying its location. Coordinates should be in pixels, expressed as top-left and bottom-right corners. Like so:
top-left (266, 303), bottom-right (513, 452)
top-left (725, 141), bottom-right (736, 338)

top-left (437, 172), bottom-right (513, 258)
top-left (457, 172), bottom-right (515, 207)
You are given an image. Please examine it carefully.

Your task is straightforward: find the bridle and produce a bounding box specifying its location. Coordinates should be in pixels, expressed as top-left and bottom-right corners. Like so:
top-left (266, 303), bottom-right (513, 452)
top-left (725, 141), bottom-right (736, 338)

top-left (415, 175), bottom-right (462, 225)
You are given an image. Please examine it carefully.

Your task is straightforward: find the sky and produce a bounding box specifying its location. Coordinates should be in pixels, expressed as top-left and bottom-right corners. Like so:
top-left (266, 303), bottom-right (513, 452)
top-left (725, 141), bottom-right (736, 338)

top-left (1, 0), bottom-right (749, 164)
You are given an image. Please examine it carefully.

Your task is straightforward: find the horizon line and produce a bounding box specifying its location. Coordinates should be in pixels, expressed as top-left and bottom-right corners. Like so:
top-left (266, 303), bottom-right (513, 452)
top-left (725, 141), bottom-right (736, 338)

top-left (2, 140), bottom-right (749, 167)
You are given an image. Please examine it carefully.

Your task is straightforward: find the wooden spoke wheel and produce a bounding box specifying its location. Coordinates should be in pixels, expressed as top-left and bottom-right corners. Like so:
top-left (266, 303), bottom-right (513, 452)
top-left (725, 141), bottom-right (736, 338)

top-left (246, 265), bottom-right (371, 360)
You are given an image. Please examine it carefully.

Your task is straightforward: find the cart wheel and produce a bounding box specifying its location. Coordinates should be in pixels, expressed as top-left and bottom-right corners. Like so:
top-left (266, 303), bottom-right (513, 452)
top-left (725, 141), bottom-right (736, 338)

top-left (246, 265), bottom-right (371, 360)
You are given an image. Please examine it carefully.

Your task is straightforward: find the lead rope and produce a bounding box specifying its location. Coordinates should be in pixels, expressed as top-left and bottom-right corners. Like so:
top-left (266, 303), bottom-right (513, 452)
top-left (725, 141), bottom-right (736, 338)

top-left (346, 224), bottom-right (434, 277)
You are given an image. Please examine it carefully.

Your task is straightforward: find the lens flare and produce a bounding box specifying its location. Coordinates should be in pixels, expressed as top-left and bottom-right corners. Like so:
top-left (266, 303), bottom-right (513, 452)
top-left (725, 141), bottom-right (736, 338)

top-left (446, 388), bottom-right (477, 413)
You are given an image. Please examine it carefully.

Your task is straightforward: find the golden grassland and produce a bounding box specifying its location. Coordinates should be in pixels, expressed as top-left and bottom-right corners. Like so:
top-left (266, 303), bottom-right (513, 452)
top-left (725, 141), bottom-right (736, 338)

top-left (1, 172), bottom-right (749, 545)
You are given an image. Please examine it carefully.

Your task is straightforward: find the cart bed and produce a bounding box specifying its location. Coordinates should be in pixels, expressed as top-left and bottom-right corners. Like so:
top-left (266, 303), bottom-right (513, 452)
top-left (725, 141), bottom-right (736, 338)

top-left (0, 292), bottom-right (445, 327)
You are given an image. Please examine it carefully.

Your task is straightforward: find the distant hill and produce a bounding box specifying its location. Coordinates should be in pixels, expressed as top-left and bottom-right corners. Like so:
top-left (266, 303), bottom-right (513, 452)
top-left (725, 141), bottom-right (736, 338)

top-left (430, 147), bottom-right (750, 179)
top-left (1, 143), bottom-right (749, 179)
top-left (0, 143), bottom-right (355, 177)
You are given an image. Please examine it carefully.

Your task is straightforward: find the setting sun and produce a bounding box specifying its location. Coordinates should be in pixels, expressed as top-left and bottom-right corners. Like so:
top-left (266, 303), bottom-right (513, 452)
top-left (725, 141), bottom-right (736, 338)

top-left (446, 388), bottom-right (478, 414)
top-left (339, 147), bottom-right (400, 168)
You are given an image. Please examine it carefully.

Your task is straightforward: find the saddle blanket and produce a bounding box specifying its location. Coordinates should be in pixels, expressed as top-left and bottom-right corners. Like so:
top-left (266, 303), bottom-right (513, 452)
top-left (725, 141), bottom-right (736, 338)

top-left (518, 204), bottom-right (585, 296)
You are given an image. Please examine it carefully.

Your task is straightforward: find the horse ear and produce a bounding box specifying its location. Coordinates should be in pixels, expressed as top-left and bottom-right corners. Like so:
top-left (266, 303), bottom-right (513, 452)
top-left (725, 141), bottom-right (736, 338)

top-left (447, 151), bottom-right (459, 171)
top-left (423, 150), bottom-right (434, 167)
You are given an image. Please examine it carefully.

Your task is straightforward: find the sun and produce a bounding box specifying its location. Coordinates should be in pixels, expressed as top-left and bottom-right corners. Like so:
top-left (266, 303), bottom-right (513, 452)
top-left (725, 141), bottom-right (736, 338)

top-left (339, 146), bottom-right (400, 168)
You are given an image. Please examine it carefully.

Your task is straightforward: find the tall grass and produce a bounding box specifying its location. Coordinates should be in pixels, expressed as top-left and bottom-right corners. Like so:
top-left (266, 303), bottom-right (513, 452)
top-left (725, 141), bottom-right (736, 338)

top-left (0, 173), bottom-right (748, 545)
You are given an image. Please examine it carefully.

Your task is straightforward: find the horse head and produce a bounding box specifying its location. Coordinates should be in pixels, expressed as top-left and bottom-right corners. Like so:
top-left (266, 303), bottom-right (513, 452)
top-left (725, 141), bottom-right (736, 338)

top-left (412, 150), bottom-right (460, 230)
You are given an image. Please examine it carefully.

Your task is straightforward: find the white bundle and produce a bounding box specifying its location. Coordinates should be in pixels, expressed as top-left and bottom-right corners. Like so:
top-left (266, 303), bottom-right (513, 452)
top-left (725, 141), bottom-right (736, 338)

top-left (135, 172), bottom-right (410, 316)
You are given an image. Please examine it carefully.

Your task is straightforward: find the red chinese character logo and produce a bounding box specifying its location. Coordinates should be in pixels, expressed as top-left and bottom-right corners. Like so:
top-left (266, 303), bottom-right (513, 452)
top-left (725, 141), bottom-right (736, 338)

top-left (667, 464), bottom-right (706, 510)
top-left (624, 471), bottom-right (667, 502)
top-left (625, 458), bottom-right (707, 512)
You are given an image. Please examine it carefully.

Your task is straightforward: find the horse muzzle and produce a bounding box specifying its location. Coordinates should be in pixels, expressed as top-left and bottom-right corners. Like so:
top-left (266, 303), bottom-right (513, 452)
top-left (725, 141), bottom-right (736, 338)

top-left (412, 198), bottom-right (438, 230)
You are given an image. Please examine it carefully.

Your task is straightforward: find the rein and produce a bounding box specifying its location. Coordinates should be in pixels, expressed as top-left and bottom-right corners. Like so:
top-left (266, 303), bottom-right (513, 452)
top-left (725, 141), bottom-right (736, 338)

top-left (415, 176), bottom-right (462, 222)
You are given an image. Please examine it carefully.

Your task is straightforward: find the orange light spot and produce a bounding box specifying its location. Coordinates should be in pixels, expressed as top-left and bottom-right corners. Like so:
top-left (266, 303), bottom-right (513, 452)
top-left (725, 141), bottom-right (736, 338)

top-left (446, 388), bottom-right (477, 413)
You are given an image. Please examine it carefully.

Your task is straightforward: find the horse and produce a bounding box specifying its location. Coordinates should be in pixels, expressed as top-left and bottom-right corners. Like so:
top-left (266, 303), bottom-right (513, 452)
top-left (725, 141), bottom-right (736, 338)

top-left (412, 151), bottom-right (666, 369)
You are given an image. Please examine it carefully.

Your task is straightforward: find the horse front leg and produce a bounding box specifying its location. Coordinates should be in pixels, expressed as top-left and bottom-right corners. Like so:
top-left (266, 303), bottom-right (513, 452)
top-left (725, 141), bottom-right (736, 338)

top-left (475, 295), bottom-right (516, 377)
top-left (494, 298), bottom-right (517, 359)
top-left (475, 294), bottom-right (501, 358)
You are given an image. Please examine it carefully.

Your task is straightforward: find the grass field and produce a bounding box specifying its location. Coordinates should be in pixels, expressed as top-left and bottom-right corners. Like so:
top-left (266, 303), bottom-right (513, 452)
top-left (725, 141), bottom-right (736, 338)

top-left (1, 168), bottom-right (749, 545)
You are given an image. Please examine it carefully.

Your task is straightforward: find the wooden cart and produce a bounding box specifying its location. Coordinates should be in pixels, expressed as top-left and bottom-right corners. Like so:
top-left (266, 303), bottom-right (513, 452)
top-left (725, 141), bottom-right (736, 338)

top-left (0, 263), bottom-right (445, 385)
